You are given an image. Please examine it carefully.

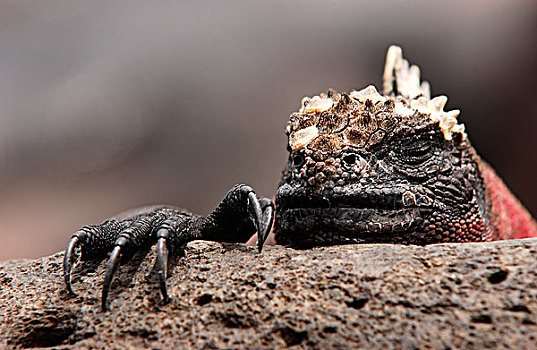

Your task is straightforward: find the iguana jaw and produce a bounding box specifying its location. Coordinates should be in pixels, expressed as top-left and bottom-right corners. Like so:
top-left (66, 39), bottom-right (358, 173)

top-left (276, 207), bottom-right (423, 239)
top-left (274, 182), bottom-right (434, 245)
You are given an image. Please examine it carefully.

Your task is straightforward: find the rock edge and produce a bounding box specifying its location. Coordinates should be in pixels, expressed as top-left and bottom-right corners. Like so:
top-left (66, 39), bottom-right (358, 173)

top-left (1, 239), bottom-right (537, 349)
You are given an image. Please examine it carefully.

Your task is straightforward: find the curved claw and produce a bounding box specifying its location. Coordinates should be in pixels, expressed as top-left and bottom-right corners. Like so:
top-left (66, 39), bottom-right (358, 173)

top-left (156, 232), bottom-right (171, 304)
top-left (64, 236), bottom-right (81, 295)
top-left (102, 245), bottom-right (122, 311)
top-left (247, 192), bottom-right (272, 252)
top-left (257, 200), bottom-right (275, 253)
top-left (247, 192), bottom-right (263, 234)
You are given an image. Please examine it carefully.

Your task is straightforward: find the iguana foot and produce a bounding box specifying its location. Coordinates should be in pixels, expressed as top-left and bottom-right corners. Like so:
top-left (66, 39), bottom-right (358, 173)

top-left (63, 184), bottom-right (274, 310)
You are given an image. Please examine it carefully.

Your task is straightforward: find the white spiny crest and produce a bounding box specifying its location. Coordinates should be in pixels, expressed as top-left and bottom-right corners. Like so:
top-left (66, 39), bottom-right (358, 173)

top-left (289, 45), bottom-right (467, 150)
top-left (300, 95), bottom-right (333, 113)
top-left (430, 95), bottom-right (448, 111)
top-left (289, 125), bottom-right (319, 150)
top-left (381, 45), bottom-right (465, 140)
top-left (350, 85), bottom-right (385, 103)
top-left (383, 45), bottom-right (431, 99)
top-left (410, 96), bottom-right (465, 140)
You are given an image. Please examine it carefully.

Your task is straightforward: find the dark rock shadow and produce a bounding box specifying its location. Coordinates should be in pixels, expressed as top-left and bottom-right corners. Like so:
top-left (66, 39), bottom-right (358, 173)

top-left (69, 256), bottom-right (107, 288)
top-left (105, 245), bottom-right (155, 305)
top-left (145, 247), bottom-right (186, 306)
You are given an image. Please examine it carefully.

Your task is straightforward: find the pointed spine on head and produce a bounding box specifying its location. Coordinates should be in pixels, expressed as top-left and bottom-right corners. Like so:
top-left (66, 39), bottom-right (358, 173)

top-left (383, 45), bottom-right (430, 100)
top-left (382, 45), bottom-right (466, 141)
top-left (410, 96), bottom-right (465, 140)
top-left (350, 85), bottom-right (386, 103)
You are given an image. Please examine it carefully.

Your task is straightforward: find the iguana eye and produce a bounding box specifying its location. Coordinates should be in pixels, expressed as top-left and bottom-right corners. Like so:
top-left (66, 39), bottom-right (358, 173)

top-left (403, 143), bottom-right (433, 165)
top-left (394, 135), bottom-right (436, 166)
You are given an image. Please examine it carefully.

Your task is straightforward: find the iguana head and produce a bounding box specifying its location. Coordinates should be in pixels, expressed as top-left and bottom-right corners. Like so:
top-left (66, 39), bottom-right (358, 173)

top-left (274, 45), bottom-right (491, 247)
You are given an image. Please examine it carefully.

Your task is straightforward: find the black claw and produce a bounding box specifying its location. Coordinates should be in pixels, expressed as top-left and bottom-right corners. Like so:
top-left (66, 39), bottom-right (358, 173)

top-left (258, 203), bottom-right (275, 253)
top-left (246, 191), bottom-right (275, 253)
top-left (102, 245), bottom-right (122, 311)
top-left (246, 191), bottom-right (270, 252)
top-left (247, 191), bottom-right (263, 233)
top-left (156, 233), bottom-right (170, 303)
top-left (64, 236), bottom-right (81, 295)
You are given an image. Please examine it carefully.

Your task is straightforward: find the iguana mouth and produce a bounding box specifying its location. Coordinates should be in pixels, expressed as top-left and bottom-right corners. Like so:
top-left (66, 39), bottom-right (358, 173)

top-left (276, 183), bottom-right (433, 211)
top-left (275, 183), bottom-right (431, 244)
top-left (274, 204), bottom-right (426, 247)
top-left (277, 207), bottom-right (422, 234)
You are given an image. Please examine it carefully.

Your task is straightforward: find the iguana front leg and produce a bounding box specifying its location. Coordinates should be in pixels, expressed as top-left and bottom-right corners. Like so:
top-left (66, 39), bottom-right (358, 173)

top-left (64, 184), bottom-right (274, 310)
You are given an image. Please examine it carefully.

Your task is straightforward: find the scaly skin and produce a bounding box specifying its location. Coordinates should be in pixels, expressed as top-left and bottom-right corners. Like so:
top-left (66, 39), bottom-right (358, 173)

top-left (273, 93), bottom-right (536, 247)
top-left (274, 46), bottom-right (537, 247)
top-left (63, 46), bottom-right (537, 310)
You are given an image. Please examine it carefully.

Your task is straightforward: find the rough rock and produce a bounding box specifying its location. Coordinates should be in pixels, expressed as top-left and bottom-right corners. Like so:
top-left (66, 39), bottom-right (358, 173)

top-left (1, 239), bottom-right (537, 349)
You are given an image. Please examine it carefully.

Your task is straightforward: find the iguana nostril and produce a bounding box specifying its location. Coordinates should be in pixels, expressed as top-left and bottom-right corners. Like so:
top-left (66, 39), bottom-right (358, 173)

top-left (342, 154), bottom-right (356, 165)
top-left (292, 154), bottom-right (305, 167)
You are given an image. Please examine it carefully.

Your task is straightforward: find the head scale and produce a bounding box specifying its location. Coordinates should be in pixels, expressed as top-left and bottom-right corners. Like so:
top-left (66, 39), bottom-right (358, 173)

top-left (275, 46), bottom-right (486, 246)
top-left (287, 45), bottom-right (466, 155)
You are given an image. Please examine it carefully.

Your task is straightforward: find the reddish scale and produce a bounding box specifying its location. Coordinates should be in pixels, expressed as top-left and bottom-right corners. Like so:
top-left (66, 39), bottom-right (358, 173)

top-left (480, 162), bottom-right (537, 239)
top-left (423, 163), bottom-right (537, 243)
top-left (422, 200), bottom-right (491, 243)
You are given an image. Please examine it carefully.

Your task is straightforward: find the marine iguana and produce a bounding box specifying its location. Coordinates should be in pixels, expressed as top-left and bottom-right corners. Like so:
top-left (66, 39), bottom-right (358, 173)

top-left (64, 45), bottom-right (537, 310)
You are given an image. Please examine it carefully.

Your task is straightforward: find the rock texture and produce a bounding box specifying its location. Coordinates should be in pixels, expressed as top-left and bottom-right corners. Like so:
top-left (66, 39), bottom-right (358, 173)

top-left (1, 239), bottom-right (537, 349)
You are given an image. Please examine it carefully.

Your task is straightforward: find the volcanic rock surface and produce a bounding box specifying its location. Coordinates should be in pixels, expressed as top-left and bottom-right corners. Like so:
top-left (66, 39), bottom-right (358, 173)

top-left (1, 239), bottom-right (537, 349)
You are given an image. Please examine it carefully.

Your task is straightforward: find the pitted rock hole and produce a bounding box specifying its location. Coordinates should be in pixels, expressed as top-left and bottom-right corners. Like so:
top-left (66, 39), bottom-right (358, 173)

top-left (196, 293), bottom-right (213, 306)
top-left (276, 325), bottom-right (308, 346)
top-left (470, 314), bottom-right (493, 324)
top-left (487, 269), bottom-right (508, 284)
top-left (345, 296), bottom-right (369, 309)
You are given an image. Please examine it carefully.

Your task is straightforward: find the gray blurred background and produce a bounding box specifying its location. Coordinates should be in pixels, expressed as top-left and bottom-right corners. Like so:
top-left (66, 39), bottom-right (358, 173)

top-left (1, 1), bottom-right (536, 260)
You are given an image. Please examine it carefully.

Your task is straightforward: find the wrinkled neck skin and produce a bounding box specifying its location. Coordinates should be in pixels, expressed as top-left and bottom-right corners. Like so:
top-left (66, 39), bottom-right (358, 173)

top-left (273, 117), bottom-right (537, 248)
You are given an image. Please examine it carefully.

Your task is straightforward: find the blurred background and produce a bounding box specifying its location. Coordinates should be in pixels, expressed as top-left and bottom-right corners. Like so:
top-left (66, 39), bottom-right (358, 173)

top-left (0, 1), bottom-right (536, 260)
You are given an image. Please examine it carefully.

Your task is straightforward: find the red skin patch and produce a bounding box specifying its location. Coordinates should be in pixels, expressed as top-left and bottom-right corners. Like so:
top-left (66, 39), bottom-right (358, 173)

top-left (481, 162), bottom-right (537, 240)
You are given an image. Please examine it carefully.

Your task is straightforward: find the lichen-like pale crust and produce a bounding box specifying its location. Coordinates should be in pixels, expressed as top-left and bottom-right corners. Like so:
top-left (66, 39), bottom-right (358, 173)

top-left (289, 125), bottom-right (319, 150)
top-left (288, 45), bottom-right (466, 151)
